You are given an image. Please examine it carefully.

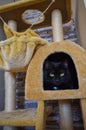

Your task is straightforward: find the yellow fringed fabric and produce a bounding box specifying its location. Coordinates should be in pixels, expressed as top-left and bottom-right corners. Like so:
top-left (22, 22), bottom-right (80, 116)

top-left (0, 23), bottom-right (48, 72)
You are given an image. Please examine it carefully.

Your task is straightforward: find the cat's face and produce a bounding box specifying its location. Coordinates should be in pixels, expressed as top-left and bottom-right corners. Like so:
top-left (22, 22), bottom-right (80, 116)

top-left (43, 60), bottom-right (72, 90)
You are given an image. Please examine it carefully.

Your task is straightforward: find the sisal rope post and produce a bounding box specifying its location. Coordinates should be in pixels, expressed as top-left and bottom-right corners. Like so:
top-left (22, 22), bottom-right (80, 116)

top-left (4, 20), bottom-right (17, 130)
top-left (51, 9), bottom-right (74, 130)
top-left (81, 99), bottom-right (86, 130)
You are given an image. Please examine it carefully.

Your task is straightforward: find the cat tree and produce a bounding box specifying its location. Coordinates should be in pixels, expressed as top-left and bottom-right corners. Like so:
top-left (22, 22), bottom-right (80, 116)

top-left (25, 9), bottom-right (86, 130)
top-left (0, 0), bottom-right (86, 130)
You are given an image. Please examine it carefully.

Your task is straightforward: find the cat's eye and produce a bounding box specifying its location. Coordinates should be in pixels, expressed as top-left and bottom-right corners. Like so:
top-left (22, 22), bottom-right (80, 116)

top-left (60, 73), bottom-right (64, 77)
top-left (49, 73), bottom-right (55, 77)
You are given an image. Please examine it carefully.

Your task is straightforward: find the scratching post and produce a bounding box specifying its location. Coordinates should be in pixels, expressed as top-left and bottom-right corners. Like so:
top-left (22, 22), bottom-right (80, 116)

top-left (8, 20), bottom-right (17, 31)
top-left (81, 99), bottom-right (86, 129)
top-left (4, 20), bottom-right (17, 130)
top-left (4, 72), bottom-right (16, 111)
top-left (52, 9), bottom-right (64, 42)
top-left (51, 9), bottom-right (74, 130)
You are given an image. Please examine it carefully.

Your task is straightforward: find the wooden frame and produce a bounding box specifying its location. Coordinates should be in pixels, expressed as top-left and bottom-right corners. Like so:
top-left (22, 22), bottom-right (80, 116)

top-left (0, 0), bottom-right (71, 31)
top-left (0, 0), bottom-right (45, 13)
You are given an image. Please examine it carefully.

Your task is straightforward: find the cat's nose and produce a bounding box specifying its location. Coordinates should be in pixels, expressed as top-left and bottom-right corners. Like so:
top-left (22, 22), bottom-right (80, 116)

top-left (56, 78), bottom-right (59, 81)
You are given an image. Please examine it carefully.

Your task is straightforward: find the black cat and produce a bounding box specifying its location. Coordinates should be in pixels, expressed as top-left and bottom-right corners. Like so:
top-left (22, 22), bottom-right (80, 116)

top-left (43, 60), bottom-right (75, 90)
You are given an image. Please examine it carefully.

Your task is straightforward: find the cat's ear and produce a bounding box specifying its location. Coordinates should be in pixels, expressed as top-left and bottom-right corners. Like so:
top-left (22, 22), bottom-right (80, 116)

top-left (63, 60), bottom-right (68, 68)
top-left (44, 61), bottom-right (50, 69)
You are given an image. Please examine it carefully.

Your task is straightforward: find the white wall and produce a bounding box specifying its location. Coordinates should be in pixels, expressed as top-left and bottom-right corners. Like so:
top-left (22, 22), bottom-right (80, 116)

top-left (72, 0), bottom-right (86, 49)
top-left (76, 0), bottom-right (86, 49)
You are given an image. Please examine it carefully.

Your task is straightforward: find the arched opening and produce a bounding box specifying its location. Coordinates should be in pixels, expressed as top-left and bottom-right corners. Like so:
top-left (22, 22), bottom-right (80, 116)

top-left (43, 52), bottom-right (79, 90)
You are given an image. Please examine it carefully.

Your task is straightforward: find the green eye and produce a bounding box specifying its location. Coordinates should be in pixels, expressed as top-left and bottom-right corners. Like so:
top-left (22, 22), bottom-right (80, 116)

top-left (60, 73), bottom-right (64, 77)
top-left (49, 73), bottom-right (55, 77)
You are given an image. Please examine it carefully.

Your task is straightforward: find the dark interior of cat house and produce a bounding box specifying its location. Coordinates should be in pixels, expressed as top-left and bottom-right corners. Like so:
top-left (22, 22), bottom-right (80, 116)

top-left (43, 52), bottom-right (79, 90)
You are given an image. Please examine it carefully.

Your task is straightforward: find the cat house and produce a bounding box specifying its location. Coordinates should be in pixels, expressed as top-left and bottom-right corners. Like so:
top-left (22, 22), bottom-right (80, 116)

top-left (25, 40), bottom-right (86, 100)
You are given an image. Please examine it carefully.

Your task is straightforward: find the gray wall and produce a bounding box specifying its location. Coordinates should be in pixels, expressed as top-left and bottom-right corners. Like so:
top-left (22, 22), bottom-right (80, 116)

top-left (0, 26), bottom-right (6, 112)
top-left (0, 70), bottom-right (5, 111)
